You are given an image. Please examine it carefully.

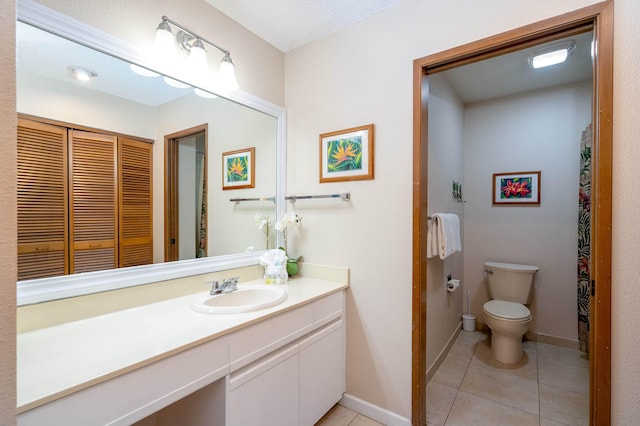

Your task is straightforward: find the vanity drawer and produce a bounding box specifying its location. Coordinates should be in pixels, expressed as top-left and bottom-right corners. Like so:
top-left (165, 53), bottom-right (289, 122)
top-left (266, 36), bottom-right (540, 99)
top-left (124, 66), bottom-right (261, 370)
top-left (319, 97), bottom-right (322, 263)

top-left (229, 303), bottom-right (313, 371)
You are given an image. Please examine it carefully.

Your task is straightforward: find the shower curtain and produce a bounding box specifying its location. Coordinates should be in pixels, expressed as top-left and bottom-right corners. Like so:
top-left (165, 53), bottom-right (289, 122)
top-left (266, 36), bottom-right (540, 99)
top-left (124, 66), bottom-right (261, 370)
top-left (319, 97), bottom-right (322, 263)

top-left (577, 123), bottom-right (592, 353)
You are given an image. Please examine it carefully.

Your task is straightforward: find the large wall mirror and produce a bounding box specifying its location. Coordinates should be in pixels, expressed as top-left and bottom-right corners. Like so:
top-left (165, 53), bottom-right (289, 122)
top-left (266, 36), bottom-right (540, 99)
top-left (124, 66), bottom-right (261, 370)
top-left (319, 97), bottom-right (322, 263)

top-left (16, 0), bottom-right (286, 305)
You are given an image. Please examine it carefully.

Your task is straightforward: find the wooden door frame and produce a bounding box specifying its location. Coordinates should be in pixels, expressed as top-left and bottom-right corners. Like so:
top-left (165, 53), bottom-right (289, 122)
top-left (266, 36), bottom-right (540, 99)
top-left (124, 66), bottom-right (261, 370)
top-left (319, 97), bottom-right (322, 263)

top-left (411, 2), bottom-right (613, 425)
top-left (164, 123), bottom-right (208, 262)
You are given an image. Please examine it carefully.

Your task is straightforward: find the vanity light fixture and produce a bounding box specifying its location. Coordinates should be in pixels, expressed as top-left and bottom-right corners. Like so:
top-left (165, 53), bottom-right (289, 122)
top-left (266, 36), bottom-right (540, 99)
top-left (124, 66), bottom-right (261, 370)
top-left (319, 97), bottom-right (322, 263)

top-left (528, 40), bottom-right (576, 69)
top-left (67, 66), bottom-right (97, 81)
top-left (154, 16), bottom-right (239, 90)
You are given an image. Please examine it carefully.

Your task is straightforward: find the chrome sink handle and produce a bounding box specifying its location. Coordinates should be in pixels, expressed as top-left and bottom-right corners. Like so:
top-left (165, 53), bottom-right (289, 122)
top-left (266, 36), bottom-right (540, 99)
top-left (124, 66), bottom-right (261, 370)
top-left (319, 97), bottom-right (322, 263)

top-left (209, 277), bottom-right (239, 295)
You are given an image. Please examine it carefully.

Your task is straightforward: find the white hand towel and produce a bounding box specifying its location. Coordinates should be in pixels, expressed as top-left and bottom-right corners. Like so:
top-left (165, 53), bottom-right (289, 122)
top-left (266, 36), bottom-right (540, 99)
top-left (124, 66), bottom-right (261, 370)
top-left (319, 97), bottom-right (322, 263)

top-left (426, 218), bottom-right (438, 258)
top-left (432, 213), bottom-right (461, 259)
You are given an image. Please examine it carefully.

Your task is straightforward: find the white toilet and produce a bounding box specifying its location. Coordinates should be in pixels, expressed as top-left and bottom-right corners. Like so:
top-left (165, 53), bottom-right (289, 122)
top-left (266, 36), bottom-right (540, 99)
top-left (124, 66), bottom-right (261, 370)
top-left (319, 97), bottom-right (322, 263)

top-left (482, 261), bottom-right (539, 364)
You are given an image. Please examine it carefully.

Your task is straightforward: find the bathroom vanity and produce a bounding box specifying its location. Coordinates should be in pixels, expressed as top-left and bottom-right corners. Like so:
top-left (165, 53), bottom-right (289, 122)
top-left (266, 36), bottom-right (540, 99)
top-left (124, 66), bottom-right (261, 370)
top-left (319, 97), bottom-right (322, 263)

top-left (17, 271), bottom-right (347, 426)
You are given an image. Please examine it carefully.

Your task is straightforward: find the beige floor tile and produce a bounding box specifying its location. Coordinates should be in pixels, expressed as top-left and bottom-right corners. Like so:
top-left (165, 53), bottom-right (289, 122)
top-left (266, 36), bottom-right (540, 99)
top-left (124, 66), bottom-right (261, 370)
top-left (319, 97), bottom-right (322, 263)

top-left (540, 417), bottom-right (573, 426)
top-left (315, 404), bottom-right (358, 426)
top-left (537, 342), bottom-right (589, 369)
top-left (539, 382), bottom-right (589, 426)
top-left (460, 358), bottom-right (539, 415)
top-left (349, 414), bottom-right (385, 426)
top-left (470, 338), bottom-right (538, 382)
top-left (538, 355), bottom-right (589, 395)
top-left (445, 391), bottom-right (539, 426)
top-left (426, 381), bottom-right (458, 425)
top-left (431, 353), bottom-right (470, 389)
top-left (446, 333), bottom-right (485, 362)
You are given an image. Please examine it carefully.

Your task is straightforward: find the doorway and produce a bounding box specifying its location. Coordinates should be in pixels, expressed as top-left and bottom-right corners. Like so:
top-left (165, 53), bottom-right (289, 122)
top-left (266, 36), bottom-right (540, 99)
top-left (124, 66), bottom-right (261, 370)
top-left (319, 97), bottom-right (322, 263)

top-left (411, 3), bottom-right (613, 425)
top-left (164, 124), bottom-right (208, 262)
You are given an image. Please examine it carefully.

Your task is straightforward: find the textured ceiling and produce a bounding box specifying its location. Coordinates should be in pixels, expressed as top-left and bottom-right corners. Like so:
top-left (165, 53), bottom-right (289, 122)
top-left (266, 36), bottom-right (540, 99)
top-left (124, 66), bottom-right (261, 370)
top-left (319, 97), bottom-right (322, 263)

top-left (203, 0), bottom-right (403, 52)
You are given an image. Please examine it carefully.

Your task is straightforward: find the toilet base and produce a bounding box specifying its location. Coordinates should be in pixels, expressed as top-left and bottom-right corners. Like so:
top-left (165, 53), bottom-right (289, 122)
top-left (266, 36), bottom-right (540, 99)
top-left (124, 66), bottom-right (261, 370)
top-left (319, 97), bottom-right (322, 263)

top-left (490, 332), bottom-right (523, 364)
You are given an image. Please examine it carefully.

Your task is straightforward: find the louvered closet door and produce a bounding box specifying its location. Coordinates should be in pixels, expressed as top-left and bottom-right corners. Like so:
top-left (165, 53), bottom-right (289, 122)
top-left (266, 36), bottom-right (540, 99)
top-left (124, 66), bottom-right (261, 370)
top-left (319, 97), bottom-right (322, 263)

top-left (17, 119), bottom-right (68, 280)
top-left (69, 130), bottom-right (118, 273)
top-left (119, 137), bottom-right (153, 267)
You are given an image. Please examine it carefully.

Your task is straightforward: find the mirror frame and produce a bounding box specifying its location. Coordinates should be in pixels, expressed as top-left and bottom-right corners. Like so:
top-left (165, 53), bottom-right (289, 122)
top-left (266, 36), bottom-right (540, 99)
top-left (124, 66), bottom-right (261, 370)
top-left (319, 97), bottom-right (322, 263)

top-left (16, 0), bottom-right (287, 306)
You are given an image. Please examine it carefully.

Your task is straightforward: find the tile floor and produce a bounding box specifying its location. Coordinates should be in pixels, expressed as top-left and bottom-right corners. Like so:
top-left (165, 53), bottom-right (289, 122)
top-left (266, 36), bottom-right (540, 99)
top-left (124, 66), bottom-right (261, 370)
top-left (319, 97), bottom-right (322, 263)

top-left (316, 330), bottom-right (589, 426)
top-left (427, 330), bottom-right (589, 425)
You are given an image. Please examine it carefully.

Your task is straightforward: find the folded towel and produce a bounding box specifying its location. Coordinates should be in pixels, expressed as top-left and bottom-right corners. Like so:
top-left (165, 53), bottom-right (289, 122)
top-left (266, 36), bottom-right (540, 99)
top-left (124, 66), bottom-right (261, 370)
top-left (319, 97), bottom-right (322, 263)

top-left (431, 213), bottom-right (462, 260)
top-left (426, 218), bottom-right (438, 259)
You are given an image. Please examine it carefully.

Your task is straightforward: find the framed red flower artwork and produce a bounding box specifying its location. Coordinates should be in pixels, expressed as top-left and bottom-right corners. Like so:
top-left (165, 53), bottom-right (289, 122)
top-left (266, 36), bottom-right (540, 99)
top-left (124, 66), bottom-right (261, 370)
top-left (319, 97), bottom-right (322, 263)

top-left (492, 171), bottom-right (540, 205)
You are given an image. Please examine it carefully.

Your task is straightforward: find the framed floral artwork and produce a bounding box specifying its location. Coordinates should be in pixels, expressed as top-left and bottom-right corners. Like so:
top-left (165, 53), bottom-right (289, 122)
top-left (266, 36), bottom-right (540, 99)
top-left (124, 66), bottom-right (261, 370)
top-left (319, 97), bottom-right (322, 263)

top-left (319, 124), bottom-right (374, 183)
top-left (492, 171), bottom-right (541, 205)
top-left (222, 147), bottom-right (255, 190)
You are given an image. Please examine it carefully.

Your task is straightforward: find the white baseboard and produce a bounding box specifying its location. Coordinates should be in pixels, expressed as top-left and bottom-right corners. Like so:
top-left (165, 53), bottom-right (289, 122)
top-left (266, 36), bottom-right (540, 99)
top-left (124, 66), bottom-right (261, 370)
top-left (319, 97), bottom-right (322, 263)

top-left (339, 393), bottom-right (410, 426)
top-left (427, 322), bottom-right (462, 381)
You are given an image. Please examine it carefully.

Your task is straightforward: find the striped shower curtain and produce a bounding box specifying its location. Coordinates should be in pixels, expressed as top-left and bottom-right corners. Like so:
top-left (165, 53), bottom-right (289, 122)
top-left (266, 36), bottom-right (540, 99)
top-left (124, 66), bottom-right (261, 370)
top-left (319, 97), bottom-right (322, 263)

top-left (577, 123), bottom-right (592, 353)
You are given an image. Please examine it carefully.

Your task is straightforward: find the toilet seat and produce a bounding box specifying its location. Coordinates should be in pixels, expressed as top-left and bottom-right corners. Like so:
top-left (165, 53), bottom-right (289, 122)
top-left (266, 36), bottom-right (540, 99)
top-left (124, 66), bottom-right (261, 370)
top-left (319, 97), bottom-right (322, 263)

top-left (483, 300), bottom-right (530, 321)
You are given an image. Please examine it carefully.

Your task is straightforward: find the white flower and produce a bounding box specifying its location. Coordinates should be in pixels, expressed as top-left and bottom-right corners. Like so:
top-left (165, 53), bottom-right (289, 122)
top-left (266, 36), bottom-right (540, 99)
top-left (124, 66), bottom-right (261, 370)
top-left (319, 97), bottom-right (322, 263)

top-left (255, 212), bottom-right (270, 230)
top-left (275, 212), bottom-right (302, 231)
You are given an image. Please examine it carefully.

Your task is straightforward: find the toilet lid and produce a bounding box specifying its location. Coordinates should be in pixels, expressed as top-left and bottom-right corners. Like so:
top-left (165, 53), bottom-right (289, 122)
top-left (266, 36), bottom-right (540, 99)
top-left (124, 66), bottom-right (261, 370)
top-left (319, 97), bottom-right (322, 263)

top-left (483, 300), bottom-right (530, 320)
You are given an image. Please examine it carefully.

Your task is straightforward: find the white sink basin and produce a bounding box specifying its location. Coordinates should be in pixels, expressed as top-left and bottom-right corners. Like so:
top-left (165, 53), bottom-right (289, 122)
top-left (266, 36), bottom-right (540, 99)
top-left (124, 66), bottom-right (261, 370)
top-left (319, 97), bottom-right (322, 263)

top-left (191, 285), bottom-right (287, 314)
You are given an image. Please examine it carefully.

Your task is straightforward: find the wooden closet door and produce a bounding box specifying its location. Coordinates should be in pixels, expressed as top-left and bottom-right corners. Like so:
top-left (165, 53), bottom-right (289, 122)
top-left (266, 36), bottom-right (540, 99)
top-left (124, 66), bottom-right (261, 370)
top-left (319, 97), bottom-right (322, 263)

top-left (69, 130), bottom-right (118, 273)
top-left (118, 137), bottom-right (153, 267)
top-left (17, 118), bottom-right (68, 280)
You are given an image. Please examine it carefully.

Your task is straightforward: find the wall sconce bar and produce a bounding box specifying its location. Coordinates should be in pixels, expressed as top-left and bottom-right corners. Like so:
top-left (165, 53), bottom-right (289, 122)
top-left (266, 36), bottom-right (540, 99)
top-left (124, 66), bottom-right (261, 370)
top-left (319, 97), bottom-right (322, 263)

top-left (160, 15), bottom-right (230, 56)
top-left (285, 192), bottom-right (351, 203)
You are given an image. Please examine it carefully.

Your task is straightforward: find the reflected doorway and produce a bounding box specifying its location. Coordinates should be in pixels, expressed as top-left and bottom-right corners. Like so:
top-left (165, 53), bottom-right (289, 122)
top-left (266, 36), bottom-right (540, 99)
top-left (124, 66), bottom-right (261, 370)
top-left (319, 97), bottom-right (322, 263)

top-left (165, 124), bottom-right (208, 261)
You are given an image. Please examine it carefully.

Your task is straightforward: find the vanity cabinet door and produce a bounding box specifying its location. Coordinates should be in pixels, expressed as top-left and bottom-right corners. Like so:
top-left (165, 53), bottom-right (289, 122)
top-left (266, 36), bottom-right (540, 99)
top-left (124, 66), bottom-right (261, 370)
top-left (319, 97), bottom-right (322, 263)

top-left (299, 319), bottom-right (345, 425)
top-left (227, 344), bottom-right (299, 426)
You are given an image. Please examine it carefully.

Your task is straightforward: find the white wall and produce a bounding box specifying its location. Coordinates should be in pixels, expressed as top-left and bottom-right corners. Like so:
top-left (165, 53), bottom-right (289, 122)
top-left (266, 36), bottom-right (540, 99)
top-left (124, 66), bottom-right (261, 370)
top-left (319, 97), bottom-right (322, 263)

top-left (0, 0), bottom-right (16, 423)
top-left (17, 72), bottom-right (157, 137)
top-left (463, 81), bottom-right (592, 342)
top-left (612, 0), bottom-right (640, 422)
top-left (285, 0), bottom-right (606, 419)
top-left (426, 74), bottom-right (465, 372)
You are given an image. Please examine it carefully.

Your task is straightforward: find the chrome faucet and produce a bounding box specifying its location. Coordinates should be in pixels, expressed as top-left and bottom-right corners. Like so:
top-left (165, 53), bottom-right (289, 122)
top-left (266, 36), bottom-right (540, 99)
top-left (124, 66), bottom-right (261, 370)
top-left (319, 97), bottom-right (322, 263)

top-left (209, 277), bottom-right (239, 295)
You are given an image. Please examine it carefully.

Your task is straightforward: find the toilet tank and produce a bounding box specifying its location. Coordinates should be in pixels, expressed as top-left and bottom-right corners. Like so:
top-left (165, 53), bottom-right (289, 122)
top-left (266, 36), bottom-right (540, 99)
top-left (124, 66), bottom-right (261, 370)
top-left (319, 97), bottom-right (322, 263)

top-left (484, 262), bottom-right (539, 304)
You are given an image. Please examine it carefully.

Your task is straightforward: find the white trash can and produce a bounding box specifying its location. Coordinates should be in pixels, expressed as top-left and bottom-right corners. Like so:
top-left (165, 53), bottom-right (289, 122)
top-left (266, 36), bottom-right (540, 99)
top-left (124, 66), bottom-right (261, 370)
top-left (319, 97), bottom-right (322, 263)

top-left (462, 314), bottom-right (476, 332)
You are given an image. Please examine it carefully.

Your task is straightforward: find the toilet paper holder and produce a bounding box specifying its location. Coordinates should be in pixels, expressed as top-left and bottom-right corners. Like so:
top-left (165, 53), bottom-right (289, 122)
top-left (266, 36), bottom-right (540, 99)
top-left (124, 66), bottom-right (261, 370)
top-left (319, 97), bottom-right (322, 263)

top-left (447, 279), bottom-right (460, 292)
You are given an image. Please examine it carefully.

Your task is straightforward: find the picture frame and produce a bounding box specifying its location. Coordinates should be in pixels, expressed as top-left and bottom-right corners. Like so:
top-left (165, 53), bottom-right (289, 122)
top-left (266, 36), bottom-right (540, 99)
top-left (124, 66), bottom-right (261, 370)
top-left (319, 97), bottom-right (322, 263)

top-left (492, 171), bottom-right (541, 205)
top-left (319, 124), bottom-right (374, 183)
top-left (222, 147), bottom-right (255, 190)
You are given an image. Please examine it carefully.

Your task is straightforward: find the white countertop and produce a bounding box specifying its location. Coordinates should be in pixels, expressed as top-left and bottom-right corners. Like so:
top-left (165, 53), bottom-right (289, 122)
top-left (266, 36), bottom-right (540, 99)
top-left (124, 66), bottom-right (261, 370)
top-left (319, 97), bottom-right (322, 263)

top-left (17, 277), bottom-right (348, 413)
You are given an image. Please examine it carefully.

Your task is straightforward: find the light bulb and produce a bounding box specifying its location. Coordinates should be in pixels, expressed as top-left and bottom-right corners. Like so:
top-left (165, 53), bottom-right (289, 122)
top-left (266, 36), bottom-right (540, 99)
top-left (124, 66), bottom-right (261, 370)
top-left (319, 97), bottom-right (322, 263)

top-left (218, 54), bottom-right (239, 91)
top-left (153, 19), bottom-right (178, 64)
top-left (187, 39), bottom-right (209, 80)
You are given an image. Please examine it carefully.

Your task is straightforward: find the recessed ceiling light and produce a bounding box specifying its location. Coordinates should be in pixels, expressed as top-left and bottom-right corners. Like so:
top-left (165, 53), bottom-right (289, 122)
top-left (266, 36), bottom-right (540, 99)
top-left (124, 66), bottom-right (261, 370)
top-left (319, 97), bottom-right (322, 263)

top-left (528, 40), bottom-right (576, 69)
top-left (67, 65), bottom-right (97, 81)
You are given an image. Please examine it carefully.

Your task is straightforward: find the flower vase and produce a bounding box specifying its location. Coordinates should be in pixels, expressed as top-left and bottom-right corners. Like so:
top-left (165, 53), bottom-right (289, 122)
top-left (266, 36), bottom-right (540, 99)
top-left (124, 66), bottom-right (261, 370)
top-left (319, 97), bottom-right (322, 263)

top-left (286, 261), bottom-right (298, 277)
